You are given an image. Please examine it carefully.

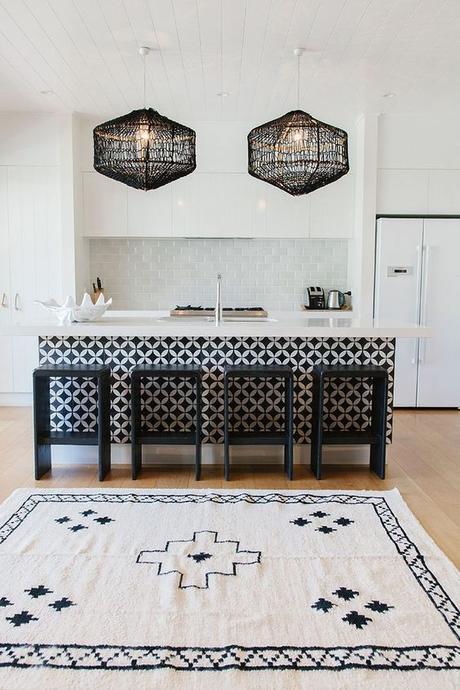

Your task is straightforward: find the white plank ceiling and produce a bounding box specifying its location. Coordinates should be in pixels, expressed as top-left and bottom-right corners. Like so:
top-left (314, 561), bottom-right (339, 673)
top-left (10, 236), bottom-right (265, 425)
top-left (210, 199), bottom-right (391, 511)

top-left (0, 0), bottom-right (459, 123)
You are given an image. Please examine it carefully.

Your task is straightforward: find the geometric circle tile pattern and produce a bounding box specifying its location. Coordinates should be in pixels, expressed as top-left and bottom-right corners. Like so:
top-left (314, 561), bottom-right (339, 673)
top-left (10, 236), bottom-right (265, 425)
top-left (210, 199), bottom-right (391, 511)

top-left (38, 336), bottom-right (395, 444)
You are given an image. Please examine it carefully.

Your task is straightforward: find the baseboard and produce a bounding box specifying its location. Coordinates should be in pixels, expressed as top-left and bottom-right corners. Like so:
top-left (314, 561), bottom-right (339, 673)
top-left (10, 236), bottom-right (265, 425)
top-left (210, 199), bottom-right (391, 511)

top-left (52, 444), bottom-right (370, 466)
top-left (0, 393), bottom-right (32, 406)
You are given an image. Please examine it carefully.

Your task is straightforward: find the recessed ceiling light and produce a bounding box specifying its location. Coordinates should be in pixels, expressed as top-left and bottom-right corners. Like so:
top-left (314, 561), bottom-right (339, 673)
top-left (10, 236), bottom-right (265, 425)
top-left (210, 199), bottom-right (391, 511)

top-left (382, 92), bottom-right (396, 98)
top-left (40, 90), bottom-right (54, 96)
top-left (216, 91), bottom-right (230, 97)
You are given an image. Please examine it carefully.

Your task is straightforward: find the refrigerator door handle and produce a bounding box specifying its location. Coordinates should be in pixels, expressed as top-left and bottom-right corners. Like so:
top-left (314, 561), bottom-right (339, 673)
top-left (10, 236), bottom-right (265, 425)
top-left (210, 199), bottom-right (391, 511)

top-left (415, 245), bottom-right (422, 321)
top-left (419, 245), bottom-right (431, 364)
top-left (411, 339), bottom-right (419, 365)
top-left (411, 244), bottom-right (423, 366)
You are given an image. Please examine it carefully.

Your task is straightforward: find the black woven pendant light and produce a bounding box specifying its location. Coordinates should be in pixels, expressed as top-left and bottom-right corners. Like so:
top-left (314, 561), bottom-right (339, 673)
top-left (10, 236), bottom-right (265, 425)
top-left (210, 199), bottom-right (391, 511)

top-left (93, 48), bottom-right (196, 191)
top-left (248, 49), bottom-right (349, 196)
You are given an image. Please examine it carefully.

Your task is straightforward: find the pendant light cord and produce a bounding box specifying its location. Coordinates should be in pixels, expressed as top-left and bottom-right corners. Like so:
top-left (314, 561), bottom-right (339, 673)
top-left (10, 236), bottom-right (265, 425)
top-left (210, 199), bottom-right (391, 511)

top-left (294, 47), bottom-right (304, 109)
top-left (143, 51), bottom-right (146, 109)
top-left (297, 52), bottom-right (300, 109)
top-left (139, 46), bottom-right (151, 109)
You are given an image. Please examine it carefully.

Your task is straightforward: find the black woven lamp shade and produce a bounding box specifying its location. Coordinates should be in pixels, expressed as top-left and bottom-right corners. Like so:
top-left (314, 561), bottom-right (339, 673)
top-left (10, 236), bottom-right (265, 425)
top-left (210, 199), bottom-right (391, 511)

top-left (248, 109), bottom-right (349, 196)
top-left (93, 108), bottom-right (196, 191)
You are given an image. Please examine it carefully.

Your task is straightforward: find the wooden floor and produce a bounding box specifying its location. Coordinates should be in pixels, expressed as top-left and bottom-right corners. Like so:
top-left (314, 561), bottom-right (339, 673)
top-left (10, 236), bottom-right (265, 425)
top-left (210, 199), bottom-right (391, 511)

top-left (0, 406), bottom-right (459, 567)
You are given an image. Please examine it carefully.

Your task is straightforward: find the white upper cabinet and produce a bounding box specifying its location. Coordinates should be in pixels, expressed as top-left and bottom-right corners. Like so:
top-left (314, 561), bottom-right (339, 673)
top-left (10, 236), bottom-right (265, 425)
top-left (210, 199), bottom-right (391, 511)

top-left (127, 184), bottom-right (172, 237)
top-left (376, 168), bottom-right (460, 215)
top-left (310, 173), bottom-right (354, 238)
top-left (172, 173), bottom-right (310, 238)
top-left (83, 166), bottom-right (352, 238)
top-left (173, 173), bottom-right (253, 237)
top-left (377, 169), bottom-right (429, 214)
top-left (252, 180), bottom-right (310, 237)
top-left (83, 173), bottom-right (127, 237)
top-left (427, 170), bottom-right (460, 214)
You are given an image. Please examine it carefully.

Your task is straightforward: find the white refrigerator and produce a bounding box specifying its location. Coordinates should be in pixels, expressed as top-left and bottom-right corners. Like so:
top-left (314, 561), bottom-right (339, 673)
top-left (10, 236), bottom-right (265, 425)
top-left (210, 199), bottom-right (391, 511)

top-left (374, 217), bottom-right (460, 407)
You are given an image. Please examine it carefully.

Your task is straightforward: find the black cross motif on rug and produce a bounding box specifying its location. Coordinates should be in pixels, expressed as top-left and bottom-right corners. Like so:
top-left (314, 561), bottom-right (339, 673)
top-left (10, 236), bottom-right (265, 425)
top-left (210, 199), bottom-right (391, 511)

top-left (54, 509), bottom-right (115, 533)
top-left (1, 585), bottom-right (76, 627)
top-left (290, 511), bottom-right (355, 534)
top-left (311, 585), bottom-right (394, 629)
top-left (137, 530), bottom-right (261, 589)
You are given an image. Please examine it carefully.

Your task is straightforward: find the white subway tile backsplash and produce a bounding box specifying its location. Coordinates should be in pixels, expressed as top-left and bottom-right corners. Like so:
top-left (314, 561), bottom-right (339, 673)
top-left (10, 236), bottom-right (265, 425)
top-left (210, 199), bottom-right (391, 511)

top-left (89, 238), bottom-right (348, 310)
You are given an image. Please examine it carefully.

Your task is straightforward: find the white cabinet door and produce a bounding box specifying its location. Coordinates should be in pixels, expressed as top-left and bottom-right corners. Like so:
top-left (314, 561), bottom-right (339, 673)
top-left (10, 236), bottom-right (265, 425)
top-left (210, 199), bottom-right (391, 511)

top-left (309, 173), bottom-right (354, 237)
top-left (173, 173), bottom-right (309, 238)
top-left (428, 171), bottom-right (460, 214)
top-left (0, 337), bottom-right (13, 393)
top-left (255, 182), bottom-right (310, 238)
top-left (417, 219), bottom-right (460, 407)
top-left (12, 336), bottom-right (38, 392)
top-left (0, 167), bottom-right (11, 328)
top-left (8, 167), bottom-right (62, 324)
top-left (375, 218), bottom-right (423, 406)
top-left (172, 176), bottom-right (193, 236)
top-left (127, 184), bottom-right (172, 236)
top-left (376, 169), bottom-right (429, 215)
top-left (0, 168), bottom-right (13, 393)
top-left (173, 173), bottom-right (253, 237)
top-left (82, 172), bottom-right (127, 236)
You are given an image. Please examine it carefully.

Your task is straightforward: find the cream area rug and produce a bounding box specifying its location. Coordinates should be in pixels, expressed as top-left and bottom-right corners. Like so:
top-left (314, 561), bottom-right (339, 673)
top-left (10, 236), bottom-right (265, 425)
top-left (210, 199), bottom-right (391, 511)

top-left (0, 488), bottom-right (458, 690)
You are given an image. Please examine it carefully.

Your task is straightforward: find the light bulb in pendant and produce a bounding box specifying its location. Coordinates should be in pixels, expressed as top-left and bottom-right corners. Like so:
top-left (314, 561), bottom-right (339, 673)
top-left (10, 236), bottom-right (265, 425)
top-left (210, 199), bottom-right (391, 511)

top-left (292, 129), bottom-right (302, 142)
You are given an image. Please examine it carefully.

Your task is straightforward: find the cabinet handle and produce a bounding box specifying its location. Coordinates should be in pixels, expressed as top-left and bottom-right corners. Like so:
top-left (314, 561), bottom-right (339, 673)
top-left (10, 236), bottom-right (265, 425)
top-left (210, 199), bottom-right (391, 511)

top-left (14, 293), bottom-right (20, 310)
top-left (1, 292), bottom-right (7, 308)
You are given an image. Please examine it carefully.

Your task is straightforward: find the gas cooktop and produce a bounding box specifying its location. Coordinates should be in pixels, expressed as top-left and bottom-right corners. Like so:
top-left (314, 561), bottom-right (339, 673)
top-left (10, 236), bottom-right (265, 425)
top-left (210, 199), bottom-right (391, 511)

top-left (170, 305), bottom-right (268, 318)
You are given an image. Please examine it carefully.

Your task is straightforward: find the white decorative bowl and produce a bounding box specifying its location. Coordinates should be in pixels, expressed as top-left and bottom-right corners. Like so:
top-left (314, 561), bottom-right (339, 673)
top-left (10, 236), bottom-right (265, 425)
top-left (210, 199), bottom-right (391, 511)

top-left (35, 293), bottom-right (112, 325)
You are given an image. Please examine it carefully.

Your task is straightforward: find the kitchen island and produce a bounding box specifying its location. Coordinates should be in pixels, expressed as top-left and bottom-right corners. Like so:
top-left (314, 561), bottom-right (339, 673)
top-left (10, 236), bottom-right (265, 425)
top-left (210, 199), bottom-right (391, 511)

top-left (6, 313), bottom-right (429, 458)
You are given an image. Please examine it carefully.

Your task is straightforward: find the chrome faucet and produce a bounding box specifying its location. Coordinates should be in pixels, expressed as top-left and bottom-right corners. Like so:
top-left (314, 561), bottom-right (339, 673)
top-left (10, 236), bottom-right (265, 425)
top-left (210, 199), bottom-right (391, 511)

top-left (215, 273), bottom-right (223, 326)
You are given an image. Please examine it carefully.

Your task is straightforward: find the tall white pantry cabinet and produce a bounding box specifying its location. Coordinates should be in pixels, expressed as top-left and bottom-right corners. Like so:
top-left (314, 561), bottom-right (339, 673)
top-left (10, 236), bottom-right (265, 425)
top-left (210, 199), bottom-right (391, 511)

top-left (374, 217), bottom-right (460, 407)
top-left (0, 166), bottom-right (62, 397)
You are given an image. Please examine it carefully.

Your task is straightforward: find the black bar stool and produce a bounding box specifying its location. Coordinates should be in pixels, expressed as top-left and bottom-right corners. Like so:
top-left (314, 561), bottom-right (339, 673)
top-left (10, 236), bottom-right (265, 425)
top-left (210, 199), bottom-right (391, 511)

top-left (131, 365), bottom-right (202, 480)
top-left (33, 364), bottom-right (111, 481)
top-left (224, 365), bottom-right (294, 481)
top-left (311, 364), bottom-right (388, 480)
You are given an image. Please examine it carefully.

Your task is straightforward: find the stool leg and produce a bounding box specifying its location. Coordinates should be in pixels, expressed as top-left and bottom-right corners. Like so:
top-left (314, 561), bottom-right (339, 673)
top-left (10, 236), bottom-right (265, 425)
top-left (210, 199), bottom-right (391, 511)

top-left (98, 373), bottom-right (111, 481)
top-left (224, 375), bottom-right (230, 481)
top-left (370, 375), bottom-right (388, 479)
top-left (285, 375), bottom-right (294, 480)
top-left (195, 376), bottom-right (202, 481)
top-left (310, 374), bottom-right (324, 480)
top-left (33, 375), bottom-right (51, 479)
top-left (131, 375), bottom-right (142, 479)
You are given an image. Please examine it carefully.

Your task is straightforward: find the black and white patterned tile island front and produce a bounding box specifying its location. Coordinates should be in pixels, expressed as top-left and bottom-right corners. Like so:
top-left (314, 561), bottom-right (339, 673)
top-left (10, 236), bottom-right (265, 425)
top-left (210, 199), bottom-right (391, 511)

top-left (38, 336), bottom-right (395, 445)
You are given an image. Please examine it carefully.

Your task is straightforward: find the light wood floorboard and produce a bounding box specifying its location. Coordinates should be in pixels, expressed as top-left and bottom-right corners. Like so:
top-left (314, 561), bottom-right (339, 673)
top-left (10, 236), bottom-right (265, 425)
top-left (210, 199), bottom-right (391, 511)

top-left (0, 407), bottom-right (458, 566)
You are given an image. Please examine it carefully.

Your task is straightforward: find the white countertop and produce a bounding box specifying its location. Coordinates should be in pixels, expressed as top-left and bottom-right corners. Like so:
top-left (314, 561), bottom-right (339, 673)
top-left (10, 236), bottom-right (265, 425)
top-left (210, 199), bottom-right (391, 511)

top-left (2, 311), bottom-right (431, 338)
